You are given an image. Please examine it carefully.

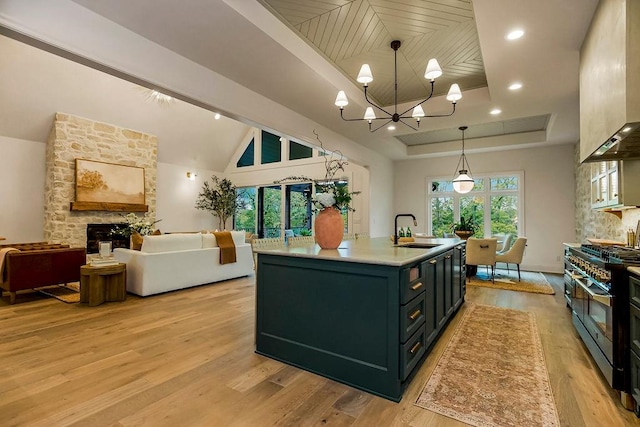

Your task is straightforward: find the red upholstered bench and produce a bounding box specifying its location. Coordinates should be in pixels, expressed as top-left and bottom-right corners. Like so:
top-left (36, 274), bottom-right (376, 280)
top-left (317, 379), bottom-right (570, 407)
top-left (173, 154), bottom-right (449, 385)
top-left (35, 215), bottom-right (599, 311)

top-left (1, 244), bottom-right (86, 304)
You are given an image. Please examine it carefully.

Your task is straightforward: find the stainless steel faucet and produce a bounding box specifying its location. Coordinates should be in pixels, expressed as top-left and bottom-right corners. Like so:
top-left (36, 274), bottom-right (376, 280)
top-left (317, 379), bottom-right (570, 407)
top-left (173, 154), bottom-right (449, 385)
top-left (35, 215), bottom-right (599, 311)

top-left (394, 214), bottom-right (417, 245)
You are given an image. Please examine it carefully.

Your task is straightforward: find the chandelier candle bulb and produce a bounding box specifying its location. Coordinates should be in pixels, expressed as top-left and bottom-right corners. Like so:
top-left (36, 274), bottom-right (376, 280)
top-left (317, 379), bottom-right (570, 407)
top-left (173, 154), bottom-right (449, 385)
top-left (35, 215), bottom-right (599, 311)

top-left (412, 105), bottom-right (425, 118)
top-left (334, 91), bottom-right (349, 108)
top-left (447, 84), bottom-right (463, 102)
top-left (364, 107), bottom-right (376, 121)
top-left (424, 58), bottom-right (442, 80)
top-left (356, 64), bottom-right (373, 85)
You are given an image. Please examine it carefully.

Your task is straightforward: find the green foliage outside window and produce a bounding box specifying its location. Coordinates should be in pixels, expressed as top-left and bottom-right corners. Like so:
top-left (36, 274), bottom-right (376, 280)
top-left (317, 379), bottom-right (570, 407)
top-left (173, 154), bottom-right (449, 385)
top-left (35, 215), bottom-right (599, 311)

top-left (431, 197), bottom-right (453, 237)
top-left (263, 187), bottom-right (281, 237)
top-left (234, 187), bottom-right (256, 232)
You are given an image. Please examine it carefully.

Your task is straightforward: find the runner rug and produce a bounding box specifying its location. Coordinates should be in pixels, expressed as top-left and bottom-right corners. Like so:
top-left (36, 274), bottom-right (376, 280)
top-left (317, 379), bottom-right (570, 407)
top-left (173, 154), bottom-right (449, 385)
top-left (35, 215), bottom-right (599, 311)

top-left (466, 270), bottom-right (555, 295)
top-left (415, 303), bottom-right (559, 427)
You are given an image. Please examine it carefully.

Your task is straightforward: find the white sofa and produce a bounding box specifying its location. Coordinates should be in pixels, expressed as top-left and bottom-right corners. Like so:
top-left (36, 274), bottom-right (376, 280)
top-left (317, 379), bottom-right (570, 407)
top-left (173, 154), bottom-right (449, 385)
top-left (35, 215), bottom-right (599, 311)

top-left (113, 232), bottom-right (253, 296)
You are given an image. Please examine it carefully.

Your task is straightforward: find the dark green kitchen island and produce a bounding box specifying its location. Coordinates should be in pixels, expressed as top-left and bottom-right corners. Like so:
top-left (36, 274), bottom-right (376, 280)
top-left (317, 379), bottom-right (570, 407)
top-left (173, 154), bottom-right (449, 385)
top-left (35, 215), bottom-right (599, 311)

top-left (254, 237), bottom-right (466, 402)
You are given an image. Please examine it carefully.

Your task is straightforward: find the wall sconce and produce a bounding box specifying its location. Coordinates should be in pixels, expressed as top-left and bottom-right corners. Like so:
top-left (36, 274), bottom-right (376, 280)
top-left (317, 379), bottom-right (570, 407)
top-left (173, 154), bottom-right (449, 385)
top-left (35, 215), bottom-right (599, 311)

top-left (186, 172), bottom-right (197, 181)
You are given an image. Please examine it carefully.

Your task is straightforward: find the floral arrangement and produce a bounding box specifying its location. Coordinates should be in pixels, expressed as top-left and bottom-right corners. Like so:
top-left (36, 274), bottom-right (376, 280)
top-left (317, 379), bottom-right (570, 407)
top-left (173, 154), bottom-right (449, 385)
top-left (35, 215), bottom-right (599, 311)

top-left (274, 130), bottom-right (359, 213)
top-left (110, 213), bottom-right (162, 237)
top-left (311, 182), bottom-right (356, 212)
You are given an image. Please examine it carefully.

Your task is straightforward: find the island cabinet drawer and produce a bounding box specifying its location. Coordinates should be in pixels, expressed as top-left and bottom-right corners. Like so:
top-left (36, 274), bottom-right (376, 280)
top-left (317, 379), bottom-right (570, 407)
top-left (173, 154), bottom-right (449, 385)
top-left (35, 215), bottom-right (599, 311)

top-left (400, 263), bottom-right (425, 304)
top-left (631, 349), bottom-right (640, 415)
top-left (400, 325), bottom-right (427, 380)
top-left (631, 302), bottom-right (640, 356)
top-left (400, 293), bottom-right (426, 343)
top-left (630, 275), bottom-right (640, 308)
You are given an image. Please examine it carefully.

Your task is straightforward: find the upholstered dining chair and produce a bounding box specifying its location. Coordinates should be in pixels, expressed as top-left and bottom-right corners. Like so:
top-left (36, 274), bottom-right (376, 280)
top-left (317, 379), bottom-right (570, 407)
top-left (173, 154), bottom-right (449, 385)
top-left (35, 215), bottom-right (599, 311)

top-left (288, 236), bottom-right (315, 247)
top-left (495, 237), bottom-right (528, 281)
top-left (465, 238), bottom-right (498, 282)
top-left (250, 237), bottom-right (285, 270)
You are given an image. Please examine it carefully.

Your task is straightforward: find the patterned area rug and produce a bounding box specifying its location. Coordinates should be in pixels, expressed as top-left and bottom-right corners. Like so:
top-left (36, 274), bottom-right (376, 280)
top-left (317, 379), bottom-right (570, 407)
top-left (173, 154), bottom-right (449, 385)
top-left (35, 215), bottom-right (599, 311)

top-left (415, 303), bottom-right (559, 427)
top-left (36, 282), bottom-right (80, 303)
top-left (467, 270), bottom-right (555, 295)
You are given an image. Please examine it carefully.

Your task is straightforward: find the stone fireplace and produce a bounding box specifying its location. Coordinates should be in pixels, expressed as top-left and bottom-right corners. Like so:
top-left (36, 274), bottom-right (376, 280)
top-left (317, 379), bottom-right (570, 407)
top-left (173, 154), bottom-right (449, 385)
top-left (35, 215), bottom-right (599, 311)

top-left (86, 223), bottom-right (130, 254)
top-left (44, 113), bottom-right (158, 248)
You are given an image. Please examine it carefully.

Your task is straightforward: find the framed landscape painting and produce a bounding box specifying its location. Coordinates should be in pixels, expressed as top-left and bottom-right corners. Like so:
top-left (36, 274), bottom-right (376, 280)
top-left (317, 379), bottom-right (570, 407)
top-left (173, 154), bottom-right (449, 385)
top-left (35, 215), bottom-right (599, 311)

top-left (75, 159), bottom-right (145, 205)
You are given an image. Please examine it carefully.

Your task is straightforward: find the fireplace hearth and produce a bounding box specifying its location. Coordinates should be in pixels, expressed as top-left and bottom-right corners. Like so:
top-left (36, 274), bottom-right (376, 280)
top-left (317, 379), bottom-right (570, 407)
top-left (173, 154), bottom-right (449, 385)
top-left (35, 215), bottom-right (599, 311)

top-left (86, 223), bottom-right (129, 254)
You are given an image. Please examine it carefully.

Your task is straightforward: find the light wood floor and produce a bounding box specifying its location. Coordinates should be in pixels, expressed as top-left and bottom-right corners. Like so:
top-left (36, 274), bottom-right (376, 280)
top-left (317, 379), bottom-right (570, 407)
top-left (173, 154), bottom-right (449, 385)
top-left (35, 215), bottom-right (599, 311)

top-left (1, 272), bottom-right (639, 426)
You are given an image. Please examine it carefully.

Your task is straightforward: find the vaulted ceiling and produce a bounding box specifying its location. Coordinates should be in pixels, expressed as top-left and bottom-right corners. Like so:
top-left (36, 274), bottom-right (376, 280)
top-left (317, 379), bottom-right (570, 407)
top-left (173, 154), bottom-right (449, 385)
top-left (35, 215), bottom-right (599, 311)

top-left (0, 0), bottom-right (599, 167)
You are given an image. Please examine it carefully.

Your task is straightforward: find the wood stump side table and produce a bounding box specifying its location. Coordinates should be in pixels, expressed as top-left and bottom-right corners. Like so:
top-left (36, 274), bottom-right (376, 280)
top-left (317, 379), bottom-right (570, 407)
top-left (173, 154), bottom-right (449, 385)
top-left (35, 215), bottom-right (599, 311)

top-left (80, 263), bottom-right (126, 306)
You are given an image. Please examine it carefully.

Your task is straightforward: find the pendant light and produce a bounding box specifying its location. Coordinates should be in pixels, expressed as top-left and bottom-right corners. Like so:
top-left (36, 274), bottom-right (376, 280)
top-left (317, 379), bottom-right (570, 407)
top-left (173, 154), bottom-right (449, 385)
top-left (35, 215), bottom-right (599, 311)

top-left (452, 126), bottom-right (474, 194)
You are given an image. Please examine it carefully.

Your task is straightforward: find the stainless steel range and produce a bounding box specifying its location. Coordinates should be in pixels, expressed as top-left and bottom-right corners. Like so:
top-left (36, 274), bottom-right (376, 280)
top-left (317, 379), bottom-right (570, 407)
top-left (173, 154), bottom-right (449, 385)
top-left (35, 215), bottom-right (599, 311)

top-left (564, 244), bottom-right (638, 406)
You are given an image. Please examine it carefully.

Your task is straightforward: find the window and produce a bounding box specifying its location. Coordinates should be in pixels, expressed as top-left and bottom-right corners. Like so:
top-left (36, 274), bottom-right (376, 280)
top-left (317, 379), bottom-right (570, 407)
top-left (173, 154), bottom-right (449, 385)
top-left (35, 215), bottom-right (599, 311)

top-left (261, 131), bottom-right (281, 164)
top-left (234, 187), bottom-right (256, 232)
top-left (289, 140), bottom-right (313, 160)
top-left (258, 186), bottom-right (281, 237)
top-left (286, 183), bottom-right (312, 235)
top-left (236, 138), bottom-right (254, 167)
top-left (427, 173), bottom-right (523, 238)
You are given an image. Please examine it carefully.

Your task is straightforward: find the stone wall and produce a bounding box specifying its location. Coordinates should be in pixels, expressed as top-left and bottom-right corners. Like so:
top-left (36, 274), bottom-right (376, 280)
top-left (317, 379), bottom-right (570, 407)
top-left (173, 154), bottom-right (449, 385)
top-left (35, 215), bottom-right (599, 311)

top-left (44, 113), bottom-right (158, 248)
top-left (574, 143), bottom-right (640, 243)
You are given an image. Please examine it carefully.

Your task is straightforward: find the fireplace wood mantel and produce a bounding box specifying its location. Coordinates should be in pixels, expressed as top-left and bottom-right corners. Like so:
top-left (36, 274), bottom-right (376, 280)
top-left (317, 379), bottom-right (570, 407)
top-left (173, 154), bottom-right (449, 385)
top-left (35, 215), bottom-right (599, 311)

top-left (70, 201), bottom-right (148, 212)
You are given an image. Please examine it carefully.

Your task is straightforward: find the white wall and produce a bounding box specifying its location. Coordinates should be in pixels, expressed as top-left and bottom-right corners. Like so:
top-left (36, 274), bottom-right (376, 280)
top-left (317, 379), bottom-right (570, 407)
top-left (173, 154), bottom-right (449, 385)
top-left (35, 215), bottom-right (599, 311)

top-left (394, 144), bottom-right (576, 273)
top-left (156, 163), bottom-right (224, 232)
top-left (0, 136), bottom-right (46, 244)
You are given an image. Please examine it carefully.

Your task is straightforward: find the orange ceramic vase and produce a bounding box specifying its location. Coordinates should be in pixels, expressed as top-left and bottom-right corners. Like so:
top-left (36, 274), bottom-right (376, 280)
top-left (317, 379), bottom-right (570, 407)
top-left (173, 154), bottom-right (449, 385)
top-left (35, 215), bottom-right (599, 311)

top-left (314, 207), bottom-right (344, 249)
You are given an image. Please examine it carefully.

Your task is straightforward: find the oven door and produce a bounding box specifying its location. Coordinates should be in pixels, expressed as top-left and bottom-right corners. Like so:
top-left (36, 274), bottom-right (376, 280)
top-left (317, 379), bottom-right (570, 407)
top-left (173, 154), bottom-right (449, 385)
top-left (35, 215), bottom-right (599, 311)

top-left (575, 276), bottom-right (614, 363)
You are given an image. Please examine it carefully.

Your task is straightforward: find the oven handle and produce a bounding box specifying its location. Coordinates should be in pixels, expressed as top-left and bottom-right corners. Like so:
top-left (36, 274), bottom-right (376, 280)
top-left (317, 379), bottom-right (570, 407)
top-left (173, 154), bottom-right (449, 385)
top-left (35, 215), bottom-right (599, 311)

top-left (574, 277), bottom-right (612, 307)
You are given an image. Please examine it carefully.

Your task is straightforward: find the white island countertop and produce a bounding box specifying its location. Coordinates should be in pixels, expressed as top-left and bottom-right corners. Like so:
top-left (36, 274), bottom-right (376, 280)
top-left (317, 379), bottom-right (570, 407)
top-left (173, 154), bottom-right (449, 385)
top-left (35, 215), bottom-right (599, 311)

top-left (253, 237), bottom-right (463, 267)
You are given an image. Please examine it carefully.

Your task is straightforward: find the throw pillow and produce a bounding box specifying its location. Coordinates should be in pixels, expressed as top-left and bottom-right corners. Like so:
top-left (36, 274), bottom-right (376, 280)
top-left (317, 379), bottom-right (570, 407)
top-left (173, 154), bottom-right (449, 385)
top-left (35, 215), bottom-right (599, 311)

top-left (152, 229), bottom-right (162, 235)
top-left (131, 231), bottom-right (144, 251)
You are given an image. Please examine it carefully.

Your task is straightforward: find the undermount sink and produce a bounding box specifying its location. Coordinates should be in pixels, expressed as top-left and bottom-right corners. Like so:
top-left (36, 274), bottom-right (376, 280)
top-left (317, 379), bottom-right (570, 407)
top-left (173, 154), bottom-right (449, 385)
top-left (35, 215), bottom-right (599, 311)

top-left (397, 242), bottom-right (442, 249)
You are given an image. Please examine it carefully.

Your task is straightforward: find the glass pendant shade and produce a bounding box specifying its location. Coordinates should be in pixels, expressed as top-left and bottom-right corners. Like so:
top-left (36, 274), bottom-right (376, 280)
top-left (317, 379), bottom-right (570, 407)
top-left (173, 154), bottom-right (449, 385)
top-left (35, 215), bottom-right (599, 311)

top-left (424, 59), bottom-right (442, 80)
top-left (453, 172), bottom-right (474, 194)
top-left (357, 64), bottom-right (373, 84)
top-left (412, 105), bottom-right (425, 118)
top-left (446, 84), bottom-right (462, 102)
top-left (363, 107), bottom-right (376, 121)
top-left (334, 91), bottom-right (349, 107)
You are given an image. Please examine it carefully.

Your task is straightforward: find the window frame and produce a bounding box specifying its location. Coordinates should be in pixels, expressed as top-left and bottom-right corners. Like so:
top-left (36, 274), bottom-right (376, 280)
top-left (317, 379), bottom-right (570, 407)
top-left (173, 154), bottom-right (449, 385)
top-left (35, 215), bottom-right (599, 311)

top-left (426, 171), bottom-right (524, 238)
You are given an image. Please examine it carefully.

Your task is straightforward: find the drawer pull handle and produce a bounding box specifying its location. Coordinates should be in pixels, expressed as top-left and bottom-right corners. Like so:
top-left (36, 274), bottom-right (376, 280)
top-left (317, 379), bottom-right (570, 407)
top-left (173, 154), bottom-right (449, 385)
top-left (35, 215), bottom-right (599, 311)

top-left (409, 309), bottom-right (421, 320)
top-left (411, 282), bottom-right (423, 291)
top-left (430, 260), bottom-right (437, 264)
top-left (410, 341), bottom-right (421, 354)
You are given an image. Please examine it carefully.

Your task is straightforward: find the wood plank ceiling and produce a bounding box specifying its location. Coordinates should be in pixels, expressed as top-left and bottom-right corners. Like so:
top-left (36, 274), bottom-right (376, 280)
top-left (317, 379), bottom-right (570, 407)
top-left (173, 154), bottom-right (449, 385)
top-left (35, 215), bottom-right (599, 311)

top-left (261, 0), bottom-right (487, 107)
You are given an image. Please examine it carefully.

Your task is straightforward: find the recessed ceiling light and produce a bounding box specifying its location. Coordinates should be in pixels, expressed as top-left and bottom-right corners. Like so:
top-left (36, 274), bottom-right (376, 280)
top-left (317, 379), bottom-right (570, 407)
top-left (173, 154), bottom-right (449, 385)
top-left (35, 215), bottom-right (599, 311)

top-left (387, 125), bottom-right (396, 130)
top-left (214, 113), bottom-right (221, 120)
top-left (506, 29), bottom-right (524, 40)
top-left (490, 109), bottom-right (502, 115)
top-left (509, 82), bottom-right (523, 90)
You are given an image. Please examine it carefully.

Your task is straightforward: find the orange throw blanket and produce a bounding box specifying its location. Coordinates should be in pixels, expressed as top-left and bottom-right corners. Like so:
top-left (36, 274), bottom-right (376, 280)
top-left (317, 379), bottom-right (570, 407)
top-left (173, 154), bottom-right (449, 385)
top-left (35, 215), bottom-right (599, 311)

top-left (213, 231), bottom-right (237, 265)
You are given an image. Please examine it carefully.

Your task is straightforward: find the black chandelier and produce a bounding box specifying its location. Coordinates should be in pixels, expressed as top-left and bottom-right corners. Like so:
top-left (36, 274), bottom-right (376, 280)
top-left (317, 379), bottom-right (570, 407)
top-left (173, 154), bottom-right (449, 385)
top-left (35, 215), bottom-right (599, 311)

top-left (334, 40), bottom-right (462, 132)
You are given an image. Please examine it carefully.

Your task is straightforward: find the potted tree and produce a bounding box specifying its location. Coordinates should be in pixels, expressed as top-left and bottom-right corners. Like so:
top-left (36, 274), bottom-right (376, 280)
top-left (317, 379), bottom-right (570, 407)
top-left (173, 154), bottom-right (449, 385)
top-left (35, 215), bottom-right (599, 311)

top-left (452, 214), bottom-right (477, 240)
top-left (195, 175), bottom-right (240, 230)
